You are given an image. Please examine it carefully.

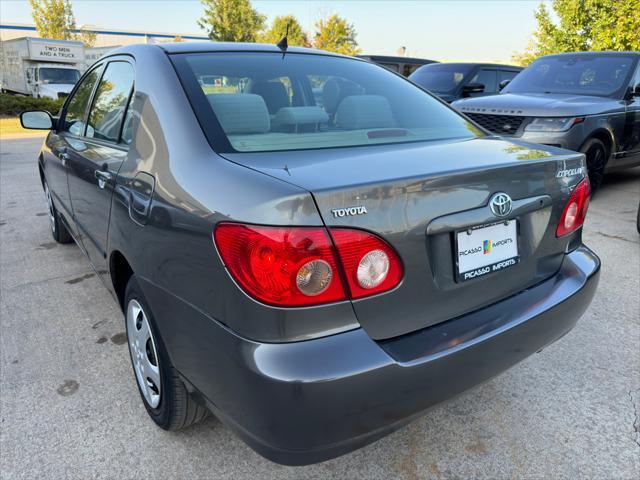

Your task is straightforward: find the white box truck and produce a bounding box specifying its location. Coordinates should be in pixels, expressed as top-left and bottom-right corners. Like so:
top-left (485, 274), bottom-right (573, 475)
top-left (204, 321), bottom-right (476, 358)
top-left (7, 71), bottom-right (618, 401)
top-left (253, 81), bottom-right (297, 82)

top-left (0, 37), bottom-right (85, 99)
top-left (81, 46), bottom-right (118, 72)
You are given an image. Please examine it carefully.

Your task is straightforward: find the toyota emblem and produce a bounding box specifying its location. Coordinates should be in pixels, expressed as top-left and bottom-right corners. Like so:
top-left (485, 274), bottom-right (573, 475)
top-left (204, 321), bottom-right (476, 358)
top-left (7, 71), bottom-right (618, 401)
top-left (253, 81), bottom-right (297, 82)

top-left (489, 192), bottom-right (513, 217)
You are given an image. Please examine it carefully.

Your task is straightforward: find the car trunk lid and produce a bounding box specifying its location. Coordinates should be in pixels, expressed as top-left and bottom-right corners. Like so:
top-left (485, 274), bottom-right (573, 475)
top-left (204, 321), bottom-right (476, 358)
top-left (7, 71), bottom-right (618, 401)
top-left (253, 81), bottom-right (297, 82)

top-left (223, 137), bottom-right (587, 340)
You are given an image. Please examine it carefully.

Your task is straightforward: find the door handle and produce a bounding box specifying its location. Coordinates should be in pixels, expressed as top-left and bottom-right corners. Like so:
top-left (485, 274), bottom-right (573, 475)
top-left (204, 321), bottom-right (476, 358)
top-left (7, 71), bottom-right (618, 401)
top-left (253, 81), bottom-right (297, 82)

top-left (95, 170), bottom-right (113, 189)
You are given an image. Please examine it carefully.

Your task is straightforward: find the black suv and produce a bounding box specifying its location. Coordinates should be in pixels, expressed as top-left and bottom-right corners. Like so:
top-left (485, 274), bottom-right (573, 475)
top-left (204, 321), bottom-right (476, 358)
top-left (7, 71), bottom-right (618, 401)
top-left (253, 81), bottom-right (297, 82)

top-left (452, 52), bottom-right (640, 190)
top-left (358, 55), bottom-right (437, 77)
top-left (409, 63), bottom-right (523, 102)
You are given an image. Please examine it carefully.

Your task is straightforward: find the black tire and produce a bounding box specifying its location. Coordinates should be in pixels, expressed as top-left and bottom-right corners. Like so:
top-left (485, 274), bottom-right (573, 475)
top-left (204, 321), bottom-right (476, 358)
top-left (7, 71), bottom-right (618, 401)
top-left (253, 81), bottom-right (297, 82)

top-left (124, 276), bottom-right (208, 430)
top-left (580, 138), bottom-right (608, 192)
top-left (43, 180), bottom-right (73, 244)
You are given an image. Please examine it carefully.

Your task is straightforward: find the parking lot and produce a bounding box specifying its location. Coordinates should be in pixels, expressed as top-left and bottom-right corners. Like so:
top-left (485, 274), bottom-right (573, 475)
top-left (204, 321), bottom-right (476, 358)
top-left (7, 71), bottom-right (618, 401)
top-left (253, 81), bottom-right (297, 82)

top-left (0, 136), bottom-right (638, 479)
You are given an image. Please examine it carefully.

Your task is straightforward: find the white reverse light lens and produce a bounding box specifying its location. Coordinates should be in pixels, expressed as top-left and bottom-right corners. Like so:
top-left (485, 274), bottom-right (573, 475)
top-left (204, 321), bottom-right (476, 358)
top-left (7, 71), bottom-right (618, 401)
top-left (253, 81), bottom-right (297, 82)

top-left (357, 249), bottom-right (390, 289)
top-left (296, 259), bottom-right (333, 296)
top-left (564, 202), bottom-right (578, 230)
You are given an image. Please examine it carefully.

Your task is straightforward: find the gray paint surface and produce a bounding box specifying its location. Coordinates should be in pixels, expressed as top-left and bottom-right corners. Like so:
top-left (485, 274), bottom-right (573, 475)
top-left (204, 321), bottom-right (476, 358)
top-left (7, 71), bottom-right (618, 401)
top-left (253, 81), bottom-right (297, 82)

top-left (1, 137), bottom-right (638, 477)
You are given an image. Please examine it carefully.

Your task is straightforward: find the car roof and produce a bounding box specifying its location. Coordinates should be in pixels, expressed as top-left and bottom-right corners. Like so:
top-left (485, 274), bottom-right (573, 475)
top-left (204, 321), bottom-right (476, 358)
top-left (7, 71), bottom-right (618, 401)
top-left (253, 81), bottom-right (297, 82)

top-left (357, 55), bottom-right (437, 64)
top-left (418, 62), bottom-right (523, 69)
top-left (541, 51), bottom-right (640, 58)
top-left (156, 41), bottom-right (346, 57)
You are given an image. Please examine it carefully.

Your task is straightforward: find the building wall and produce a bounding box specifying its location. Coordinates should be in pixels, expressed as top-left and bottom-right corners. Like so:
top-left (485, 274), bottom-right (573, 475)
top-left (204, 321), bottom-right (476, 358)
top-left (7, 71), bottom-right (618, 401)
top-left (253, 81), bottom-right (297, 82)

top-left (1, 23), bottom-right (208, 47)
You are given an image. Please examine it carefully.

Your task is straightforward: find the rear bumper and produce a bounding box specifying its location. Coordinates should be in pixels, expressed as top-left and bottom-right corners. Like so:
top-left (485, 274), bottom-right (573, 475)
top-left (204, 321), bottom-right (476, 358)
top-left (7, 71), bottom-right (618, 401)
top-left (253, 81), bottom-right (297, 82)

top-left (150, 246), bottom-right (600, 465)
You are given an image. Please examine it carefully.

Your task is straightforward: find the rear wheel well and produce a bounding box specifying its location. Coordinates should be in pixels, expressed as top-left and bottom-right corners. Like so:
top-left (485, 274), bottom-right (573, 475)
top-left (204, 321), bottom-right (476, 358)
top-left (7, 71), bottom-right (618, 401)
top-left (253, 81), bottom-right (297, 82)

top-left (110, 251), bottom-right (134, 311)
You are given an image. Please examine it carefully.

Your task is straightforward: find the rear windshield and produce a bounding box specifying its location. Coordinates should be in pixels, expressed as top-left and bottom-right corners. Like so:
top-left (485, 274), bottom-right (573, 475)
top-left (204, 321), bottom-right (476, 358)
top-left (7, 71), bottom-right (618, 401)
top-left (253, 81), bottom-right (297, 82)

top-left (173, 52), bottom-right (482, 153)
top-left (503, 54), bottom-right (638, 97)
top-left (409, 64), bottom-right (473, 94)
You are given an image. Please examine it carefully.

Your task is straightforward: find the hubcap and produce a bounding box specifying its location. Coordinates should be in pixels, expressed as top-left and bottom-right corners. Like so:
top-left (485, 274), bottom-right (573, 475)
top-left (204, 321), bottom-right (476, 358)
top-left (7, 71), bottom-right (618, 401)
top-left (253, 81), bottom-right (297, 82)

top-left (44, 184), bottom-right (55, 233)
top-left (127, 299), bottom-right (161, 408)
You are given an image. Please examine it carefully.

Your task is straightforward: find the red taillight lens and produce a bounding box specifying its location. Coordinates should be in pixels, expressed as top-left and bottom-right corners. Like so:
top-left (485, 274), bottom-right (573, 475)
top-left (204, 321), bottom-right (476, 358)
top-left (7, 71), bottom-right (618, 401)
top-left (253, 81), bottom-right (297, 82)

top-left (214, 223), bottom-right (346, 307)
top-left (556, 178), bottom-right (591, 237)
top-left (330, 229), bottom-right (404, 299)
top-left (214, 224), bottom-right (404, 306)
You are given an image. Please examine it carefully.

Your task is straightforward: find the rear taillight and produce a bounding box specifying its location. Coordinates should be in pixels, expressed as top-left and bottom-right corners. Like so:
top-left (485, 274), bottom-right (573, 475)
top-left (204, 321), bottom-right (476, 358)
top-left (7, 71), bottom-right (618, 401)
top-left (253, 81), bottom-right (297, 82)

top-left (556, 178), bottom-right (591, 237)
top-left (213, 223), bottom-right (403, 307)
top-left (330, 229), bottom-right (404, 299)
top-left (214, 223), bottom-right (345, 307)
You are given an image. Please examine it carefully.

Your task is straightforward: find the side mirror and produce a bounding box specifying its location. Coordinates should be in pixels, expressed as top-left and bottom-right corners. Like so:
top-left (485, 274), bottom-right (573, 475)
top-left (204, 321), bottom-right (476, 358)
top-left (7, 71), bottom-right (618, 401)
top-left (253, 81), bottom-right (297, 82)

top-left (462, 82), bottom-right (485, 96)
top-left (633, 84), bottom-right (640, 96)
top-left (499, 79), bottom-right (511, 91)
top-left (20, 110), bottom-right (54, 130)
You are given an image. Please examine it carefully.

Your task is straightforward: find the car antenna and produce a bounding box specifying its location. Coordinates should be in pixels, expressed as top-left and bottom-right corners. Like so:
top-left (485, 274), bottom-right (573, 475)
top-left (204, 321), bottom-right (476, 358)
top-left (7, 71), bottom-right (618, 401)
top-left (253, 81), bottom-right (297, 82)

top-left (277, 21), bottom-right (291, 58)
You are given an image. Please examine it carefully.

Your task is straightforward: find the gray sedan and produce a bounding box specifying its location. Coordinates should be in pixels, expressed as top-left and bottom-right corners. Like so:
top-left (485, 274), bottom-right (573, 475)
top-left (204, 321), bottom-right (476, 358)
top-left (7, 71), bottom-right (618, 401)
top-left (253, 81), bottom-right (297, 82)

top-left (20, 42), bottom-right (599, 465)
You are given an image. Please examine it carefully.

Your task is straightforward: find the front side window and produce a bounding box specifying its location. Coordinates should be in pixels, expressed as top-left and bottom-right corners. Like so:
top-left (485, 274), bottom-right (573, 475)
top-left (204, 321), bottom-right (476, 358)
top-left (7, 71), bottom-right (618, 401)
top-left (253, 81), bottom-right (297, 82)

top-left (87, 61), bottom-right (134, 143)
top-left (499, 70), bottom-right (519, 83)
top-left (175, 53), bottom-right (482, 153)
top-left (504, 54), bottom-right (638, 97)
top-left (469, 69), bottom-right (497, 93)
top-left (62, 66), bottom-right (102, 136)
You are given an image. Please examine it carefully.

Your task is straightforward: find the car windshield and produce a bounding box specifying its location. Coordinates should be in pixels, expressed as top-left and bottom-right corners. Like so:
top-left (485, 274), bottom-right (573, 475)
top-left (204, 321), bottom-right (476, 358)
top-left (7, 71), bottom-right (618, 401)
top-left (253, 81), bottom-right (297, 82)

top-left (39, 68), bottom-right (81, 85)
top-left (503, 54), bottom-right (637, 97)
top-left (175, 52), bottom-right (482, 153)
top-left (409, 64), bottom-right (473, 94)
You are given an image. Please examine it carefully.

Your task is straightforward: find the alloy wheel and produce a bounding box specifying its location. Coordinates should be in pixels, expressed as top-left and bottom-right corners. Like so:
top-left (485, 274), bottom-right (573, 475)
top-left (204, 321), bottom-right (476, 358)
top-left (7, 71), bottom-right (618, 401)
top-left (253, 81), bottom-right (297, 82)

top-left (586, 144), bottom-right (605, 190)
top-left (127, 299), bottom-right (161, 408)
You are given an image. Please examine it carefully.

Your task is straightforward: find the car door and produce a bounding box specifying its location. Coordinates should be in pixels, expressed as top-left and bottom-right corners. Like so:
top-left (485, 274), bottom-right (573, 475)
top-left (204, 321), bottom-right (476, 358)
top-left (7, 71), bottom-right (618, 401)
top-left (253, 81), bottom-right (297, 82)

top-left (44, 64), bottom-right (103, 230)
top-left (466, 68), bottom-right (498, 97)
top-left (65, 58), bottom-right (135, 272)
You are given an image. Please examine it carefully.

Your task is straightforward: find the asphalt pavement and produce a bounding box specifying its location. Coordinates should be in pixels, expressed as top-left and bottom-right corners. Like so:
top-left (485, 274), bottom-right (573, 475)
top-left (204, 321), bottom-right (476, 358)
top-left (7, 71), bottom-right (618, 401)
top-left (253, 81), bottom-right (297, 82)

top-left (1, 137), bottom-right (639, 479)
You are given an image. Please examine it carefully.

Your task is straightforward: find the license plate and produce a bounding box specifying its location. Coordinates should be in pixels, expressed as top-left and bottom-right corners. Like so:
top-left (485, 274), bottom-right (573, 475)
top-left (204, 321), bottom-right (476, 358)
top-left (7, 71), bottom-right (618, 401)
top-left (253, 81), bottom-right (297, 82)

top-left (456, 220), bottom-right (519, 282)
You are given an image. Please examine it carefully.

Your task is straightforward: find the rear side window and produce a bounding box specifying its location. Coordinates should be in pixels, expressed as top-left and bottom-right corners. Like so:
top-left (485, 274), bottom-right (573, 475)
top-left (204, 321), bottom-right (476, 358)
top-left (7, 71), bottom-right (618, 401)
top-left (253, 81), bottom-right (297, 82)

top-left (62, 66), bottom-right (101, 136)
top-left (173, 52), bottom-right (482, 153)
top-left (87, 61), bottom-right (134, 143)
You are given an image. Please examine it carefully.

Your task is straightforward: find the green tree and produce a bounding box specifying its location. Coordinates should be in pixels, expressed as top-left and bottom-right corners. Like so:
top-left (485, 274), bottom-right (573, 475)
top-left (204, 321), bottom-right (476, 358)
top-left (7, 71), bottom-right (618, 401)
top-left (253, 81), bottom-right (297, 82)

top-left (29, 0), bottom-right (75, 40)
top-left (29, 0), bottom-right (97, 46)
top-left (198, 0), bottom-right (266, 42)
top-left (258, 15), bottom-right (309, 46)
top-left (514, 0), bottom-right (640, 66)
top-left (313, 14), bottom-right (360, 56)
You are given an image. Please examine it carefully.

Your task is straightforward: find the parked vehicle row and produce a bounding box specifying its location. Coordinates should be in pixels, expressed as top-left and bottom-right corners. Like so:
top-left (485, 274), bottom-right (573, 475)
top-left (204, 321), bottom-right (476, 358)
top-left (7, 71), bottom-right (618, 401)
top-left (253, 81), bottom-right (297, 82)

top-left (21, 42), bottom-right (601, 464)
top-left (452, 52), bottom-right (640, 190)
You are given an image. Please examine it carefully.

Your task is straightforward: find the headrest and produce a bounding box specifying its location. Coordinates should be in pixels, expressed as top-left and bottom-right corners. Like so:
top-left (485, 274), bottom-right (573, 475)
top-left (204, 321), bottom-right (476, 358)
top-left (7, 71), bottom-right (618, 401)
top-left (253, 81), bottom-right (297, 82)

top-left (273, 106), bottom-right (329, 126)
top-left (207, 94), bottom-right (270, 134)
top-left (251, 81), bottom-right (290, 114)
top-left (335, 95), bottom-right (394, 130)
top-left (322, 78), bottom-right (363, 114)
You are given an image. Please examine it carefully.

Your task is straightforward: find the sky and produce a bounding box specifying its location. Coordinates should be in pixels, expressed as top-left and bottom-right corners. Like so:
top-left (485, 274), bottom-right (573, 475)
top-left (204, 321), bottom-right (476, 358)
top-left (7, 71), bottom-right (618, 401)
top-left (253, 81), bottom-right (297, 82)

top-left (0, 0), bottom-right (548, 62)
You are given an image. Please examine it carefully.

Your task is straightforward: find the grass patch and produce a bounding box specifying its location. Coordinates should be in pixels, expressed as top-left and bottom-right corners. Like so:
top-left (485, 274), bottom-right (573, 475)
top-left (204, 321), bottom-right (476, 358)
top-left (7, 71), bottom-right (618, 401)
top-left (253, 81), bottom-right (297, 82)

top-left (0, 117), bottom-right (45, 138)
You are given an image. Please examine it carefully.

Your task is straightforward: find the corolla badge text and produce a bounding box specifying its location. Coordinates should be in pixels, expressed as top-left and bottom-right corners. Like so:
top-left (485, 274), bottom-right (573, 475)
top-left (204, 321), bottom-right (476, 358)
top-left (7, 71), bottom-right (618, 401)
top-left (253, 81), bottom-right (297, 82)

top-left (556, 167), bottom-right (585, 178)
top-left (331, 206), bottom-right (368, 218)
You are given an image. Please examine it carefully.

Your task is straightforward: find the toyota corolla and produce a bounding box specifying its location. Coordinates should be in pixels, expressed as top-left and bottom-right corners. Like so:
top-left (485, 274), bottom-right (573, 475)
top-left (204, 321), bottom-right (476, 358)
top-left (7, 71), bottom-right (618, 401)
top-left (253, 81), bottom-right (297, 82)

top-left (20, 43), bottom-right (600, 465)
